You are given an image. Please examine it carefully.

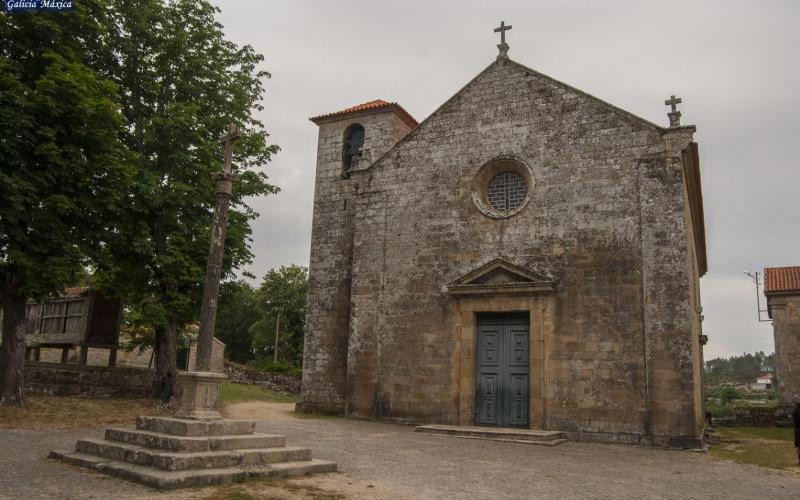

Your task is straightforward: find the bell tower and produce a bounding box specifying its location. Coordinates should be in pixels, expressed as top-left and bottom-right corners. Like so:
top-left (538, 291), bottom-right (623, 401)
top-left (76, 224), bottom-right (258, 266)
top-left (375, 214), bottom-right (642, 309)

top-left (299, 100), bottom-right (417, 414)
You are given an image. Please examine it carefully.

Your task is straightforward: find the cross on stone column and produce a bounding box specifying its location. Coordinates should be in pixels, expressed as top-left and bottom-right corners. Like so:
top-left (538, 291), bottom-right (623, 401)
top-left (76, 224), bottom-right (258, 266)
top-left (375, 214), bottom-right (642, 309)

top-left (665, 94), bottom-right (682, 127)
top-left (196, 123), bottom-right (241, 374)
top-left (219, 123), bottom-right (240, 173)
top-left (494, 21), bottom-right (512, 59)
top-left (175, 122), bottom-right (243, 420)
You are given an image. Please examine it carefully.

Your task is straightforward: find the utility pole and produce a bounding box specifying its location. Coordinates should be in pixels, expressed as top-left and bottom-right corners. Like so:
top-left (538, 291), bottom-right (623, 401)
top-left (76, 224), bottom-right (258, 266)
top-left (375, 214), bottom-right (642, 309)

top-left (744, 271), bottom-right (771, 322)
top-left (273, 308), bottom-right (281, 363)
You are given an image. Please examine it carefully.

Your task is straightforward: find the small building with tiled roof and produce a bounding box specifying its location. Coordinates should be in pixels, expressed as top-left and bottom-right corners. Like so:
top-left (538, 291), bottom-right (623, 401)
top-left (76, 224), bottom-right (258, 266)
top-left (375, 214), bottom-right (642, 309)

top-left (765, 266), bottom-right (800, 295)
top-left (764, 266), bottom-right (800, 409)
top-left (299, 24), bottom-right (708, 448)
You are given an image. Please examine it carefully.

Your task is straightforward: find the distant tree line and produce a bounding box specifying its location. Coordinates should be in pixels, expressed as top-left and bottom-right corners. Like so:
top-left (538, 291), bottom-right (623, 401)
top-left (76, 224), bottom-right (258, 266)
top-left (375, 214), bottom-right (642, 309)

top-left (704, 351), bottom-right (775, 386)
top-left (213, 265), bottom-right (307, 375)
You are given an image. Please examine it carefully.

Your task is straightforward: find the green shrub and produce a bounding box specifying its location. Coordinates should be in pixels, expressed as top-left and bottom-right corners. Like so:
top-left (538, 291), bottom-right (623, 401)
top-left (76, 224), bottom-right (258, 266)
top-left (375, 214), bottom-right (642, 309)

top-left (718, 386), bottom-right (743, 404)
top-left (706, 400), bottom-right (736, 418)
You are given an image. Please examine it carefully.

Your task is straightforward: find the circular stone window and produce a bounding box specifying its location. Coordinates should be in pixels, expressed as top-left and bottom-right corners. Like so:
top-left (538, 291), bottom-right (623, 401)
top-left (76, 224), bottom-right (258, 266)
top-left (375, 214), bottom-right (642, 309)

top-left (472, 157), bottom-right (534, 219)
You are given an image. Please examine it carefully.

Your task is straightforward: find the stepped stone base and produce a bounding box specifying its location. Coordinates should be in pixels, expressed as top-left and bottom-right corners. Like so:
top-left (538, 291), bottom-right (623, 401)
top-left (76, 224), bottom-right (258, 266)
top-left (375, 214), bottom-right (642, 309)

top-left (50, 416), bottom-right (336, 489)
top-left (415, 424), bottom-right (567, 446)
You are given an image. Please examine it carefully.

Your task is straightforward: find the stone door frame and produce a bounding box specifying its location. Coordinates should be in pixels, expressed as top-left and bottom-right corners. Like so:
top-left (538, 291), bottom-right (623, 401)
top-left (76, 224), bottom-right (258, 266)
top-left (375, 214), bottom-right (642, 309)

top-left (447, 258), bottom-right (556, 428)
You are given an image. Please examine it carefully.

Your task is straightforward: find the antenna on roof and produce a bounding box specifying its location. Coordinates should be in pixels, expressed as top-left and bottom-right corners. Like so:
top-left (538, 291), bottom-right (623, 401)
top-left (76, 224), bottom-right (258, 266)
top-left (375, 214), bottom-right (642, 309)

top-left (743, 271), bottom-right (771, 322)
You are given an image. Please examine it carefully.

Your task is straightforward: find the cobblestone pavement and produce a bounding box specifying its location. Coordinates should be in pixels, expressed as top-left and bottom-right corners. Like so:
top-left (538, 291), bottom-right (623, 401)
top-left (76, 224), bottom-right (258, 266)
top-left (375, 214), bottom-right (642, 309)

top-left (2, 405), bottom-right (799, 499)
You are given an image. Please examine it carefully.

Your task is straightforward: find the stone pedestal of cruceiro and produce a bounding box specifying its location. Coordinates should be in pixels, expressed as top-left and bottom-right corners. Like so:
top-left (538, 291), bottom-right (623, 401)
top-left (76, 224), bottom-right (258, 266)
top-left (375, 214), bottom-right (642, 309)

top-left (174, 371), bottom-right (228, 419)
top-left (49, 371), bottom-right (336, 489)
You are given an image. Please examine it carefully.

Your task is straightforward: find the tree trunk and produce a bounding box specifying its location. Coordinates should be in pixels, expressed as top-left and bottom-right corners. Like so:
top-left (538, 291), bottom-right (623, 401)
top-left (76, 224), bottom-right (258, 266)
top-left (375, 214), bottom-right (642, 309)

top-left (151, 313), bottom-right (178, 401)
top-left (0, 289), bottom-right (27, 407)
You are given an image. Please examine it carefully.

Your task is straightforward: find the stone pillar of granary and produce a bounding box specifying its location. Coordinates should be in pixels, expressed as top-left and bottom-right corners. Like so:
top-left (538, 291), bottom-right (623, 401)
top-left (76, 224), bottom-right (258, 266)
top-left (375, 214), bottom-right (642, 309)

top-left (638, 121), bottom-right (705, 447)
top-left (299, 100), bottom-right (416, 414)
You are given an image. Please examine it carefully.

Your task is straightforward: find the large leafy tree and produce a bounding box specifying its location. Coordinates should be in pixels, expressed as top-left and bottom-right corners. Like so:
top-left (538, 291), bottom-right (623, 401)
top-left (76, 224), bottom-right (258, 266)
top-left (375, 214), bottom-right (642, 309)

top-left (250, 265), bottom-right (308, 368)
top-left (95, 0), bottom-right (278, 399)
top-left (0, 2), bottom-right (132, 406)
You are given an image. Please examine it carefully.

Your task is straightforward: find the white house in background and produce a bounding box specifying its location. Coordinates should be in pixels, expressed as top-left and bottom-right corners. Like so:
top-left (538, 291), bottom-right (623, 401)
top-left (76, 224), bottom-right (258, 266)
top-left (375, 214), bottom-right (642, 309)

top-left (750, 373), bottom-right (773, 391)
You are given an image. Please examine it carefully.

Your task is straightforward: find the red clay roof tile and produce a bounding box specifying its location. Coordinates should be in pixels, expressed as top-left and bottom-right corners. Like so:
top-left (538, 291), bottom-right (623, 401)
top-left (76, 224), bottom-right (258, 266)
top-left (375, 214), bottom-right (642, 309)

top-left (764, 266), bottom-right (800, 294)
top-left (310, 99), bottom-right (418, 128)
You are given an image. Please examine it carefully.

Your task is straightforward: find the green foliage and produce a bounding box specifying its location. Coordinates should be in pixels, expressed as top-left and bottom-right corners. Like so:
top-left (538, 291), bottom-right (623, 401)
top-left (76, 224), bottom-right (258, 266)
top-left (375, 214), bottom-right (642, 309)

top-left (120, 306), bottom-right (193, 353)
top-left (250, 265), bottom-right (308, 369)
top-left (0, 2), bottom-right (133, 404)
top-left (91, 0), bottom-right (278, 373)
top-left (0, 1), bottom-right (132, 300)
top-left (719, 386), bottom-right (743, 404)
top-left (704, 351), bottom-right (774, 386)
top-left (704, 386), bottom-right (741, 417)
top-left (704, 385), bottom-right (778, 417)
top-left (706, 400), bottom-right (736, 418)
top-left (246, 359), bottom-right (302, 377)
top-left (214, 281), bottom-right (259, 363)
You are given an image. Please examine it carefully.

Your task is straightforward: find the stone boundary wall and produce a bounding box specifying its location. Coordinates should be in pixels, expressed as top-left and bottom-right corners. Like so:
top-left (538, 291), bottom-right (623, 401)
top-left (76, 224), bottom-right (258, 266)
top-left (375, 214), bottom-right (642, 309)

top-left (224, 361), bottom-right (301, 394)
top-left (558, 430), bottom-right (703, 449)
top-left (24, 362), bottom-right (153, 398)
top-left (713, 405), bottom-right (785, 427)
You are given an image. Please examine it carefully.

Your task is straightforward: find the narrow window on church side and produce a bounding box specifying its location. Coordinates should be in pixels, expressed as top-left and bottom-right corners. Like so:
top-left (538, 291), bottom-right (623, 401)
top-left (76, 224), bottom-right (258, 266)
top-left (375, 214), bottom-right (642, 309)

top-left (343, 124), bottom-right (365, 172)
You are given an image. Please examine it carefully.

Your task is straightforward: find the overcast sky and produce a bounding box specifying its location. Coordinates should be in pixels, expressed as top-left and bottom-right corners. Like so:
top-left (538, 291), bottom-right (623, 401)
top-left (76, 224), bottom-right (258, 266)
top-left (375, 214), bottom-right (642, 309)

top-left (212, 0), bottom-right (799, 360)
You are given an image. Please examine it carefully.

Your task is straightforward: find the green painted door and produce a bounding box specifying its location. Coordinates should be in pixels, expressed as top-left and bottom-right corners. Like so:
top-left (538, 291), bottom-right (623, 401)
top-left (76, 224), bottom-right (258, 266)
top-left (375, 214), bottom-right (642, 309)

top-left (475, 313), bottom-right (530, 428)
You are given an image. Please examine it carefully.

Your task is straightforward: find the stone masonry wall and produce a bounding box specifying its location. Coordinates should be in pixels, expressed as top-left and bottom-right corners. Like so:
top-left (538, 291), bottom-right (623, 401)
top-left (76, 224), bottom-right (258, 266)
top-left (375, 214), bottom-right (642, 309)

top-left (768, 294), bottom-right (800, 406)
top-left (224, 361), bottom-right (301, 394)
top-left (300, 109), bottom-right (414, 414)
top-left (25, 362), bottom-right (154, 398)
top-left (302, 57), bottom-right (704, 445)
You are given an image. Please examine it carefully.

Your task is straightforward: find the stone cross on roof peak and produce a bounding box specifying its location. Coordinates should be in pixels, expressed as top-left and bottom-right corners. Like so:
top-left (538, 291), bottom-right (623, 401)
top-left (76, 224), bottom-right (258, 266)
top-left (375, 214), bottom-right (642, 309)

top-left (665, 95), bottom-right (682, 127)
top-left (494, 21), bottom-right (512, 60)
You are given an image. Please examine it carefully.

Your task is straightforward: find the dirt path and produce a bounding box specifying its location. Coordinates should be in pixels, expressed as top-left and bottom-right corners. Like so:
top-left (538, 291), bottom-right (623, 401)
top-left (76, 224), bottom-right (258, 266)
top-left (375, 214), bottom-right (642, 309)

top-left (222, 400), bottom-right (298, 421)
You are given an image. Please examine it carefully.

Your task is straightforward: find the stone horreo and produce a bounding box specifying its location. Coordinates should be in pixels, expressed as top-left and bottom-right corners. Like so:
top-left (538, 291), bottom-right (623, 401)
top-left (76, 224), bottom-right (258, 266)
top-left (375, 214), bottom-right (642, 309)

top-left (299, 27), bottom-right (708, 448)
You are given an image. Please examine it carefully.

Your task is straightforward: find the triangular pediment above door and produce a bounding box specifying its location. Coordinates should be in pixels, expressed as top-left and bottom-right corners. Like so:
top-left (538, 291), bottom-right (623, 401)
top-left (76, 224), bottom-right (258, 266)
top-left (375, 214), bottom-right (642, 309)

top-left (447, 258), bottom-right (556, 295)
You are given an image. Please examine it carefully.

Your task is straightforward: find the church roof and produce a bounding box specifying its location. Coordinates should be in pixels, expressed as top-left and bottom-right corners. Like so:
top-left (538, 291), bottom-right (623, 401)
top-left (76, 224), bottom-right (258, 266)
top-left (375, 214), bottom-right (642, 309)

top-left (368, 57), bottom-right (673, 171)
top-left (310, 99), bottom-right (418, 128)
top-left (764, 266), bottom-right (800, 295)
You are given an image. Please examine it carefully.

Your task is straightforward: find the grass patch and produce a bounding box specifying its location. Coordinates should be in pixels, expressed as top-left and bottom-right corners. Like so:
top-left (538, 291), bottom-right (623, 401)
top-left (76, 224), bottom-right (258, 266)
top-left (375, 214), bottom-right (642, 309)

top-left (0, 395), bottom-right (171, 429)
top-left (218, 383), bottom-right (299, 405)
top-left (715, 426), bottom-right (793, 442)
top-left (709, 426), bottom-right (798, 471)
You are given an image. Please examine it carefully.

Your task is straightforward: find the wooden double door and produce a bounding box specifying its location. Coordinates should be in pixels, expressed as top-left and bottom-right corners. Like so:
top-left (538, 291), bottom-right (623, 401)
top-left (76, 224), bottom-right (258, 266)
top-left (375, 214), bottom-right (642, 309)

top-left (475, 312), bottom-right (530, 428)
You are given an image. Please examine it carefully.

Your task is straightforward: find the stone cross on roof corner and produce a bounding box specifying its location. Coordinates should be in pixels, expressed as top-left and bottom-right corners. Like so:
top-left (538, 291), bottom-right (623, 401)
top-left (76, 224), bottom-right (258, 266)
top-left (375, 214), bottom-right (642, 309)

top-left (494, 21), bottom-right (512, 59)
top-left (665, 95), bottom-right (682, 127)
top-left (219, 123), bottom-right (240, 173)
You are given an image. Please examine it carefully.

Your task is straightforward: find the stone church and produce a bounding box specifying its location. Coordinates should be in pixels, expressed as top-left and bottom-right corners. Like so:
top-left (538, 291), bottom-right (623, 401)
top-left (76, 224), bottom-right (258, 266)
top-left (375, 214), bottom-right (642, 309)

top-left (299, 27), bottom-right (708, 448)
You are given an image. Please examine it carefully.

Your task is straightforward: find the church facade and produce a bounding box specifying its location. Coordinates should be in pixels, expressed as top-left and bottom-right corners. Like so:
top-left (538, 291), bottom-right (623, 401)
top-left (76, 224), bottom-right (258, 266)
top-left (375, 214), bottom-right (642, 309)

top-left (299, 40), bottom-right (708, 448)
